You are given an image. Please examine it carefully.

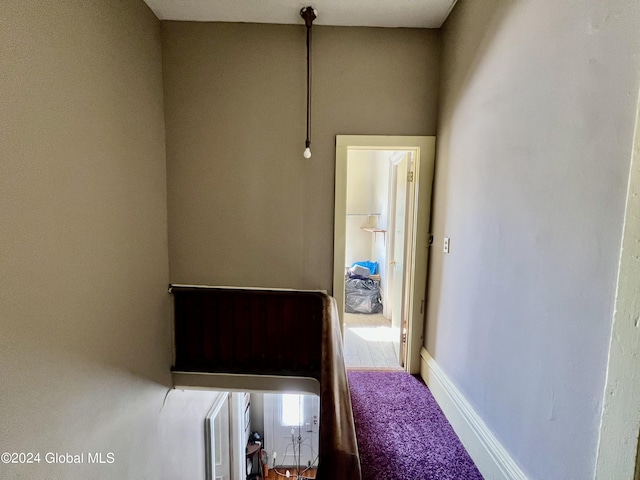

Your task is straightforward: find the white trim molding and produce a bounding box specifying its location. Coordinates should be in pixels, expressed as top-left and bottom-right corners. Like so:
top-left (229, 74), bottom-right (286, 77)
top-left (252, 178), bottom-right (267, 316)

top-left (420, 348), bottom-right (528, 480)
top-left (595, 92), bottom-right (640, 480)
top-left (172, 371), bottom-right (320, 395)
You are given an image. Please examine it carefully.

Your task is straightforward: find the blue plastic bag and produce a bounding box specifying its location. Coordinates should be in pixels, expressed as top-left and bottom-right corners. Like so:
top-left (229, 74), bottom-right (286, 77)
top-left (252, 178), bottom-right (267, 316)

top-left (351, 261), bottom-right (379, 275)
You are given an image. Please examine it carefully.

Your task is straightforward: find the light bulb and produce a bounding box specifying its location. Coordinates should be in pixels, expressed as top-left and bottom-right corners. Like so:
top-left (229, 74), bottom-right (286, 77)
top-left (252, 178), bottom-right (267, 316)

top-left (303, 147), bottom-right (312, 159)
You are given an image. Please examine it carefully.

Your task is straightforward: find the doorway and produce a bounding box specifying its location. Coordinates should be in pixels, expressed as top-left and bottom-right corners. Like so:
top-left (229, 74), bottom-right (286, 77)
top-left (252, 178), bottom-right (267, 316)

top-left (263, 393), bottom-right (320, 471)
top-left (334, 136), bottom-right (436, 374)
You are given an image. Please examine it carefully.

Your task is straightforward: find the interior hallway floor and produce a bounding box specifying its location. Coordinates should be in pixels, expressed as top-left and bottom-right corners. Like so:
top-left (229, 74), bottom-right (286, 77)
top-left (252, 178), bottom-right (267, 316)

top-left (343, 312), bottom-right (401, 368)
top-left (348, 370), bottom-right (484, 480)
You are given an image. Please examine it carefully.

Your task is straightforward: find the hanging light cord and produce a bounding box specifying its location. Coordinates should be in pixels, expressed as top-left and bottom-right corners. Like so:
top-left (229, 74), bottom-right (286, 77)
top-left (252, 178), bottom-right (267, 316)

top-left (305, 17), bottom-right (312, 150)
top-left (301, 7), bottom-right (316, 158)
top-left (305, 20), bottom-right (311, 147)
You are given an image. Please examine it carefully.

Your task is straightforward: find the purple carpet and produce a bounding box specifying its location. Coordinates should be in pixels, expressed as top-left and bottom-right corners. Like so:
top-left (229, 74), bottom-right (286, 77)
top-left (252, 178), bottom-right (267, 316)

top-left (348, 370), bottom-right (484, 480)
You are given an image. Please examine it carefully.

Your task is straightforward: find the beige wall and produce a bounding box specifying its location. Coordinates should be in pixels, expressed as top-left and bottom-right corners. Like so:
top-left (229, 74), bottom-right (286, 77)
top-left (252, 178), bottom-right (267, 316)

top-left (162, 22), bottom-right (440, 290)
top-left (0, 1), bottom-right (218, 478)
top-left (427, 0), bottom-right (640, 478)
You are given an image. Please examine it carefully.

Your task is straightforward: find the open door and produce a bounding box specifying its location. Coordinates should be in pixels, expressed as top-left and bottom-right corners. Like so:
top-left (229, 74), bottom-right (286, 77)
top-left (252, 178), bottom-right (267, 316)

top-left (334, 136), bottom-right (435, 373)
top-left (205, 392), bottom-right (232, 480)
top-left (388, 152), bottom-right (411, 367)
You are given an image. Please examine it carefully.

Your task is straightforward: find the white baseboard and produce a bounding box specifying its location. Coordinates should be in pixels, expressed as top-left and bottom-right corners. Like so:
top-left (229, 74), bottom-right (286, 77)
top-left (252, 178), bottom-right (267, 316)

top-left (420, 347), bottom-right (528, 480)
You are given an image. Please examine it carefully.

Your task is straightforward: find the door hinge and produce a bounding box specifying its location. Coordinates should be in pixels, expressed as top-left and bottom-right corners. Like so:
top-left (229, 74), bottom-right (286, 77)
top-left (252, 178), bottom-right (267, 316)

top-left (402, 332), bottom-right (407, 344)
top-left (407, 171), bottom-right (414, 182)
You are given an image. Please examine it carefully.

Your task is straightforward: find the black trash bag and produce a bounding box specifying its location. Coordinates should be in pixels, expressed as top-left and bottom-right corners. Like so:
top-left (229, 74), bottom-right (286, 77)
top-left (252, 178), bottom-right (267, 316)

top-left (345, 277), bottom-right (383, 314)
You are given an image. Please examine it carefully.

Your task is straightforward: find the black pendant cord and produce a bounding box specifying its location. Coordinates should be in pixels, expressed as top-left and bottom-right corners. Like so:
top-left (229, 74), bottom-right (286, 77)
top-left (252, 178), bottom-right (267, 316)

top-left (301, 7), bottom-right (316, 155)
top-left (305, 21), bottom-right (312, 150)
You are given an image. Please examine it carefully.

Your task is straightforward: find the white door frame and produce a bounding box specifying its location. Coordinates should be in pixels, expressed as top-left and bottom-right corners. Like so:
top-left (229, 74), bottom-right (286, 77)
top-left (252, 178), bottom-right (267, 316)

top-left (334, 135), bottom-right (436, 373)
top-left (595, 93), bottom-right (640, 480)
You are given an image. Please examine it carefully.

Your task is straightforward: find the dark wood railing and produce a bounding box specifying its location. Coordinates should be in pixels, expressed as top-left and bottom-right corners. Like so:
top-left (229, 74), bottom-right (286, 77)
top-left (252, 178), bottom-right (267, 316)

top-left (169, 285), bottom-right (361, 480)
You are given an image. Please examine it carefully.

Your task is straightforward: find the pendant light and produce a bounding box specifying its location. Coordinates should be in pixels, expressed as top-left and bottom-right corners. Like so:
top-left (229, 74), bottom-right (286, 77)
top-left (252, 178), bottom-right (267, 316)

top-left (300, 6), bottom-right (317, 159)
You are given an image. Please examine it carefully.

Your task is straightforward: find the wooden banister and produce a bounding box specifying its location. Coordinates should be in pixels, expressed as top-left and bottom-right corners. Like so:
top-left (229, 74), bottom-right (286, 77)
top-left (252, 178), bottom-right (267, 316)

top-left (169, 285), bottom-right (361, 480)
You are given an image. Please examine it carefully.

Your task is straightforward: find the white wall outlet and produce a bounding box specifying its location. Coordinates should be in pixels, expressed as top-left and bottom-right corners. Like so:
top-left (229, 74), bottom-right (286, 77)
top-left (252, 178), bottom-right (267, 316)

top-left (444, 237), bottom-right (450, 253)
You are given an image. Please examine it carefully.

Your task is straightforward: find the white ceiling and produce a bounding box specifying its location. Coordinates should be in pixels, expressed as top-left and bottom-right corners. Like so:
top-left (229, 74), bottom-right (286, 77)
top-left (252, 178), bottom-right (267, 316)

top-left (143, 0), bottom-right (457, 29)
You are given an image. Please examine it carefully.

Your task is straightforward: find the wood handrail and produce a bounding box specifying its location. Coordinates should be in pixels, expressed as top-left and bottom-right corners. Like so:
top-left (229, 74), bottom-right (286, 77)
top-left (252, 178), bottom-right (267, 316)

top-left (169, 285), bottom-right (361, 480)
